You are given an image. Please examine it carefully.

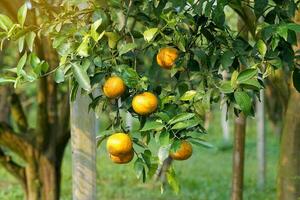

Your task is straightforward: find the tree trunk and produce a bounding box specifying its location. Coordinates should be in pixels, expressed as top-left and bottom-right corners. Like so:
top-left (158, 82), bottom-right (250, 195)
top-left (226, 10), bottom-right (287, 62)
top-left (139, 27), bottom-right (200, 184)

top-left (231, 113), bottom-right (247, 200)
top-left (23, 160), bottom-right (60, 200)
top-left (256, 90), bottom-right (266, 188)
top-left (277, 88), bottom-right (300, 200)
top-left (70, 92), bottom-right (96, 200)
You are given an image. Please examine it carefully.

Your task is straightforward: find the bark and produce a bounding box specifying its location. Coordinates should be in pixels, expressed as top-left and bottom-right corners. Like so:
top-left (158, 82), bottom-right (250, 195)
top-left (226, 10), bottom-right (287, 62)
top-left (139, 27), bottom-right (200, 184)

top-left (71, 92), bottom-right (96, 200)
top-left (277, 88), bottom-right (300, 200)
top-left (231, 113), bottom-right (247, 200)
top-left (231, 5), bottom-right (249, 200)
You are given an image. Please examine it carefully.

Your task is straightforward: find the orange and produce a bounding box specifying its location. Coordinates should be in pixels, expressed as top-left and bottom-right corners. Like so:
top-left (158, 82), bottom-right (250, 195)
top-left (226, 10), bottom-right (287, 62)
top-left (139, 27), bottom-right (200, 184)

top-left (156, 47), bottom-right (179, 69)
top-left (106, 133), bottom-right (133, 156)
top-left (103, 76), bottom-right (126, 98)
top-left (170, 140), bottom-right (193, 160)
top-left (109, 150), bottom-right (134, 164)
top-left (132, 92), bottom-right (158, 115)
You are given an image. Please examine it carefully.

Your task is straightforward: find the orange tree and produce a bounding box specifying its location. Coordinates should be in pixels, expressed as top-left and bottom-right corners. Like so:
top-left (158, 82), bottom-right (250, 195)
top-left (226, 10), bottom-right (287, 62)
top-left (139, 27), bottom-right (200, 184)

top-left (0, 0), bottom-right (300, 198)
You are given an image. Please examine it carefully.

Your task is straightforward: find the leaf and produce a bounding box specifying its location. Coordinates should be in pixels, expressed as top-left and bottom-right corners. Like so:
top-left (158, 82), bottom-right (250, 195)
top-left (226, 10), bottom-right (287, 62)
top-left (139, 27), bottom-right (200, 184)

top-left (55, 68), bottom-right (65, 83)
top-left (91, 19), bottom-right (105, 42)
top-left (219, 81), bottom-right (234, 93)
top-left (189, 138), bottom-right (214, 149)
top-left (234, 91), bottom-right (252, 115)
top-left (254, 0), bottom-right (268, 17)
top-left (0, 77), bottom-right (15, 84)
top-left (140, 120), bottom-right (164, 132)
top-left (256, 39), bottom-right (267, 57)
top-left (221, 50), bottom-right (235, 68)
top-left (17, 52), bottom-right (27, 76)
top-left (77, 36), bottom-right (90, 57)
top-left (180, 90), bottom-right (197, 101)
top-left (25, 32), bottom-right (36, 52)
top-left (0, 14), bottom-right (13, 31)
top-left (118, 43), bottom-right (137, 55)
top-left (293, 68), bottom-right (300, 93)
top-left (166, 167), bottom-right (180, 194)
top-left (159, 131), bottom-right (170, 146)
top-left (237, 68), bottom-right (258, 83)
top-left (18, 36), bottom-right (25, 53)
top-left (171, 119), bottom-right (198, 130)
top-left (143, 28), bottom-right (158, 42)
top-left (18, 4), bottom-right (27, 27)
top-left (239, 79), bottom-right (263, 90)
top-left (168, 113), bottom-right (195, 125)
top-left (72, 62), bottom-right (91, 92)
top-left (134, 158), bottom-right (144, 179)
top-left (286, 23), bottom-right (300, 33)
top-left (105, 32), bottom-right (120, 49)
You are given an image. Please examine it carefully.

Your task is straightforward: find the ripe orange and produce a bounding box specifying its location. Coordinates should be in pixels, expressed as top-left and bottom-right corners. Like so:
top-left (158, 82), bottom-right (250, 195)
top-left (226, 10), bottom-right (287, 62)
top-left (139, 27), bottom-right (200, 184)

top-left (109, 150), bottom-right (134, 164)
top-left (106, 133), bottom-right (133, 156)
top-left (132, 92), bottom-right (158, 115)
top-left (170, 140), bottom-right (193, 160)
top-left (156, 47), bottom-right (179, 69)
top-left (103, 76), bottom-right (126, 98)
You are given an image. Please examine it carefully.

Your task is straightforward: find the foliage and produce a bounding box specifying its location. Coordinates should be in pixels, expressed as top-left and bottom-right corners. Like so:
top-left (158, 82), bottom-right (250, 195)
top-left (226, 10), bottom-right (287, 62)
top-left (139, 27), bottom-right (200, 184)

top-left (0, 0), bottom-right (299, 193)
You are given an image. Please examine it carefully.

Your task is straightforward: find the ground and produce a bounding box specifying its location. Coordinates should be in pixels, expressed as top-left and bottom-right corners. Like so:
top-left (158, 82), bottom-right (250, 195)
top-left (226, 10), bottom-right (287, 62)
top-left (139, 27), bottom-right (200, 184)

top-left (0, 110), bottom-right (278, 200)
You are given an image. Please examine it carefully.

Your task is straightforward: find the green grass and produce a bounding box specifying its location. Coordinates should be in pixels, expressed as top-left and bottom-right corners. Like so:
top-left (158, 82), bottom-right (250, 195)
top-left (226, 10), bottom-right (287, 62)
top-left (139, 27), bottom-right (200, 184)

top-left (0, 112), bottom-right (279, 200)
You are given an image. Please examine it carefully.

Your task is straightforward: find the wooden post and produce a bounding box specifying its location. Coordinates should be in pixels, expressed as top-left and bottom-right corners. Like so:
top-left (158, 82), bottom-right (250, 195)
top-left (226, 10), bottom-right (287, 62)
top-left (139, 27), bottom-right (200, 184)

top-left (256, 90), bottom-right (266, 188)
top-left (70, 92), bottom-right (96, 200)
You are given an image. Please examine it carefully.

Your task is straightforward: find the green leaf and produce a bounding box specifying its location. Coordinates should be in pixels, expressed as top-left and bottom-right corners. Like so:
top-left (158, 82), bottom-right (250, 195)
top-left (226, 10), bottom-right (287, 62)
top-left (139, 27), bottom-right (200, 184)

top-left (168, 113), bottom-right (195, 125)
top-left (0, 14), bottom-right (13, 31)
top-left (91, 19), bottom-right (105, 42)
top-left (256, 39), bottom-right (267, 57)
top-left (234, 91), bottom-right (252, 115)
top-left (171, 119), bottom-right (198, 130)
top-left (17, 52), bottom-right (27, 76)
top-left (143, 28), bottom-right (158, 42)
top-left (77, 36), bottom-right (90, 57)
top-left (0, 77), bottom-right (15, 84)
top-left (55, 68), bottom-right (65, 83)
top-left (286, 23), bottom-right (300, 33)
top-left (18, 4), bottom-right (27, 27)
top-left (166, 167), bottom-right (180, 194)
top-left (254, 0), bottom-right (268, 17)
top-left (293, 68), bottom-right (300, 93)
top-left (72, 62), bottom-right (91, 92)
top-left (159, 131), bottom-right (170, 146)
top-left (189, 138), bottom-right (214, 149)
top-left (219, 81), bottom-right (234, 93)
top-left (180, 90), bottom-right (197, 101)
top-left (140, 120), bottom-right (164, 132)
top-left (170, 140), bottom-right (181, 153)
top-left (18, 36), bottom-right (25, 53)
top-left (239, 79), bottom-right (262, 90)
top-left (118, 43), bottom-right (137, 56)
top-left (237, 68), bottom-right (258, 83)
top-left (221, 50), bottom-right (235, 68)
top-left (25, 32), bottom-right (36, 52)
top-left (134, 158), bottom-right (144, 179)
top-left (105, 32), bottom-right (120, 49)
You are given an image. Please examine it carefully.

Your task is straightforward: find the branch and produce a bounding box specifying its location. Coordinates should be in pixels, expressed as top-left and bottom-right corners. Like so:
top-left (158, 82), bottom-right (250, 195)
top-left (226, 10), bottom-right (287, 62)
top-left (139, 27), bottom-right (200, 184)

top-left (0, 0), bottom-right (21, 21)
top-left (0, 148), bottom-right (25, 185)
top-left (10, 93), bottom-right (28, 133)
top-left (0, 123), bottom-right (32, 161)
top-left (154, 156), bottom-right (173, 183)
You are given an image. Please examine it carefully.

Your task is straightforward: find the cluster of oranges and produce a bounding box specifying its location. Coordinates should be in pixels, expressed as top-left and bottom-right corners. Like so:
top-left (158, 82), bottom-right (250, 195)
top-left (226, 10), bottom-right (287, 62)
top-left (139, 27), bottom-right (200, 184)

top-left (103, 47), bottom-right (193, 164)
